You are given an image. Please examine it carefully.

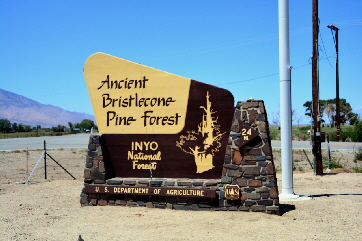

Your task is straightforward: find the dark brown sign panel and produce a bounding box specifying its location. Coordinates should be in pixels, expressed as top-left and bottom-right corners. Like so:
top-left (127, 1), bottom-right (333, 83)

top-left (84, 53), bottom-right (234, 179)
top-left (101, 80), bottom-right (234, 179)
top-left (84, 184), bottom-right (216, 198)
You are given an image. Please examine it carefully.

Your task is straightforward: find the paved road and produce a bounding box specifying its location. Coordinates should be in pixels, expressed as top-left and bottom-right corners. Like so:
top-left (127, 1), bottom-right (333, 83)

top-left (0, 134), bottom-right (91, 151)
top-left (271, 140), bottom-right (362, 152)
top-left (1, 134), bottom-right (361, 152)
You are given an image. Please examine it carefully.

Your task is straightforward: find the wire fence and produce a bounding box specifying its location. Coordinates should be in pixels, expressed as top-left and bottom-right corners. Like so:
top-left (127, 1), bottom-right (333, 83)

top-left (0, 148), bottom-right (87, 184)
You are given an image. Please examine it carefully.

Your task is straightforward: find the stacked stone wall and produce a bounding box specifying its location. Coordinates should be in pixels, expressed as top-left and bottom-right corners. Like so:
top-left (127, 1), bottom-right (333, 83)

top-left (83, 135), bottom-right (106, 184)
top-left (222, 100), bottom-right (279, 213)
top-left (80, 100), bottom-right (279, 214)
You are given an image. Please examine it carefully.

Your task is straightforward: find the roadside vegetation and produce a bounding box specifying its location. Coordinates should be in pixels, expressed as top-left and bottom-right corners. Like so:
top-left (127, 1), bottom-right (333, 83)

top-left (269, 114), bottom-right (362, 142)
top-left (273, 148), bottom-right (362, 174)
top-left (269, 120), bottom-right (362, 142)
top-left (270, 97), bottom-right (361, 142)
top-left (0, 118), bottom-right (97, 139)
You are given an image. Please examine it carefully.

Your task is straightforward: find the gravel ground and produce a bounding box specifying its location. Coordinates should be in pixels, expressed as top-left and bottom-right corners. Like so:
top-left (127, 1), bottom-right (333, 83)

top-left (1, 149), bottom-right (361, 241)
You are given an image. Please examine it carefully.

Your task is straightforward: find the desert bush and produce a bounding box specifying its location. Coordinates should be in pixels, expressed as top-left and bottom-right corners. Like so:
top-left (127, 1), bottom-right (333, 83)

top-left (323, 157), bottom-right (343, 169)
top-left (354, 147), bottom-right (362, 163)
top-left (298, 126), bottom-right (311, 131)
top-left (352, 120), bottom-right (362, 142)
top-left (352, 166), bottom-right (362, 173)
top-left (269, 126), bottom-right (280, 140)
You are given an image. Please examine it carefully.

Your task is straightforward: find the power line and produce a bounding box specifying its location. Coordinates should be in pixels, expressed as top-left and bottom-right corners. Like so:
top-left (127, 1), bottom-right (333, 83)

top-left (216, 72), bottom-right (279, 86)
top-left (216, 55), bottom-right (334, 86)
top-left (329, 27), bottom-right (337, 47)
top-left (149, 27), bottom-right (312, 61)
top-left (319, 25), bottom-right (333, 67)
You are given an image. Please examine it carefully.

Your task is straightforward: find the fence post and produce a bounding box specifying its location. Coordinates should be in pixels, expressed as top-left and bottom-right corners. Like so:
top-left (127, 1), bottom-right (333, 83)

top-left (44, 140), bottom-right (47, 180)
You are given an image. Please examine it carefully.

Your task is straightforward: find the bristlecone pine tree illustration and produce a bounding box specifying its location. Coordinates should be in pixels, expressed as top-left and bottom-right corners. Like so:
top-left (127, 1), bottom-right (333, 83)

top-left (176, 92), bottom-right (225, 173)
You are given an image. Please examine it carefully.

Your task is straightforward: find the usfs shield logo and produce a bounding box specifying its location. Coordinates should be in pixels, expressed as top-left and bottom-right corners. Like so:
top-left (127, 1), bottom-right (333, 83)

top-left (224, 184), bottom-right (240, 200)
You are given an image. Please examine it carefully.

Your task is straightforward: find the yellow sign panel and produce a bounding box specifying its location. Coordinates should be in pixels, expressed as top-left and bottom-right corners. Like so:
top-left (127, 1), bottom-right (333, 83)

top-left (83, 53), bottom-right (191, 134)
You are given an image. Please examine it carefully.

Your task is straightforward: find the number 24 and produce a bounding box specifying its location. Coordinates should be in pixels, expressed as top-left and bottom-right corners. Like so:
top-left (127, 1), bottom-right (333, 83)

top-left (241, 128), bottom-right (251, 136)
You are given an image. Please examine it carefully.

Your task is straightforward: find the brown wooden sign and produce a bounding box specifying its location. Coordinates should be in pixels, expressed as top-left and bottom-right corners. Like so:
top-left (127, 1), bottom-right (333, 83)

top-left (84, 184), bottom-right (216, 198)
top-left (238, 120), bottom-right (259, 147)
top-left (84, 53), bottom-right (234, 179)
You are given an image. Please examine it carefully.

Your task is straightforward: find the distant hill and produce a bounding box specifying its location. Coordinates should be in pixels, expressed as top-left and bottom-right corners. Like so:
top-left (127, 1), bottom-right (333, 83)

top-left (0, 88), bottom-right (95, 128)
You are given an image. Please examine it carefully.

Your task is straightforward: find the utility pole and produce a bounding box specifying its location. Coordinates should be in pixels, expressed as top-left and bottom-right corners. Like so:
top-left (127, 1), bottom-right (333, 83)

top-left (312, 0), bottom-right (323, 176)
top-left (327, 24), bottom-right (340, 141)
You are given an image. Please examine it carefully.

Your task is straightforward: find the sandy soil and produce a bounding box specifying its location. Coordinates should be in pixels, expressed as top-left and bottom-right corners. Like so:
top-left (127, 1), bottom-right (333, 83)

top-left (1, 149), bottom-right (361, 241)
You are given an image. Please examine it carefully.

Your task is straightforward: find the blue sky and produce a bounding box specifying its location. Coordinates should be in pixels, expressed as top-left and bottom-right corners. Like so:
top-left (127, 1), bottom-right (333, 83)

top-left (1, 0), bottom-right (361, 125)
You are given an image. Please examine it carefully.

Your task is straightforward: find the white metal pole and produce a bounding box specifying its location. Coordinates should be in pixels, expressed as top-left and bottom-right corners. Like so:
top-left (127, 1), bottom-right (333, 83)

top-left (278, 0), bottom-right (298, 199)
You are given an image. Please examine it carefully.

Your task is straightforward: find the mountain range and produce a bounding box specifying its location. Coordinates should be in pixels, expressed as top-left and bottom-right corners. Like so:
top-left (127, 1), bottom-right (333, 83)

top-left (0, 88), bottom-right (95, 128)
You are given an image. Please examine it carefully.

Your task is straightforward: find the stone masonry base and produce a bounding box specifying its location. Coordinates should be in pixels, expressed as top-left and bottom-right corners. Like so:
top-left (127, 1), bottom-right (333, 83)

top-left (81, 100), bottom-right (280, 215)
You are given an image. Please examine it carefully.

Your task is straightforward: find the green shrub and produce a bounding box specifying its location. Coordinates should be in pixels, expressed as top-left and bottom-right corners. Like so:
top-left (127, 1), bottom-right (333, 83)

top-left (269, 127), bottom-right (280, 140)
top-left (321, 125), bottom-right (357, 142)
top-left (326, 131), bottom-right (337, 142)
top-left (354, 147), bottom-right (362, 163)
top-left (298, 126), bottom-right (311, 131)
top-left (341, 126), bottom-right (355, 142)
top-left (330, 160), bottom-right (343, 169)
top-left (352, 166), bottom-right (362, 173)
top-left (352, 120), bottom-right (362, 142)
top-left (323, 157), bottom-right (343, 169)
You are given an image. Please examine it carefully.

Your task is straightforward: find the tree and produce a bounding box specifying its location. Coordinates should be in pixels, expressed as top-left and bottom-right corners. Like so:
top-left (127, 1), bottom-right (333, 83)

top-left (303, 98), bottom-right (358, 125)
top-left (0, 119), bottom-right (12, 133)
top-left (353, 118), bottom-right (362, 142)
top-left (24, 125), bottom-right (31, 132)
top-left (52, 125), bottom-right (66, 132)
top-left (296, 115), bottom-right (305, 127)
top-left (271, 110), bottom-right (301, 127)
top-left (18, 123), bottom-right (31, 132)
top-left (291, 109), bottom-right (305, 125)
top-left (79, 119), bottom-right (95, 130)
top-left (68, 122), bottom-right (74, 131)
top-left (303, 101), bottom-right (313, 118)
top-left (18, 123), bottom-right (24, 132)
top-left (272, 112), bottom-right (280, 128)
top-left (303, 101), bottom-right (326, 123)
top-left (12, 123), bottom-right (18, 132)
top-left (324, 103), bottom-right (336, 127)
top-left (323, 98), bottom-right (358, 125)
top-left (348, 112), bottom-right (359, 125)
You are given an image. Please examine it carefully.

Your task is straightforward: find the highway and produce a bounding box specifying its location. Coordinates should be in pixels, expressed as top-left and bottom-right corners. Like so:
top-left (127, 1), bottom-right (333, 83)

top-left (1, 134), bottom-right (361, 152)
top-left (0, 134), bottom-right (91, 151)
top-left (271, 140), bottom-right (362, 152)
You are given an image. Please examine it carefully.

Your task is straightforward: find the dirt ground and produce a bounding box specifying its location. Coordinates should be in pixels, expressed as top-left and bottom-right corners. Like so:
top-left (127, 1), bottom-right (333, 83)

top-left (272, 148), bottom-right (360, 172)
top-left (1, 149), bottom-right (361, 241)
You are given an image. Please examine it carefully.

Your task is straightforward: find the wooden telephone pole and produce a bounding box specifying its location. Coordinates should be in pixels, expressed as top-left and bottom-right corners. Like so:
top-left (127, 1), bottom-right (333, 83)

top-left (312, 0), bottom-right (323, 175)
top-left (327, 24), bottom-right (340, 141)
